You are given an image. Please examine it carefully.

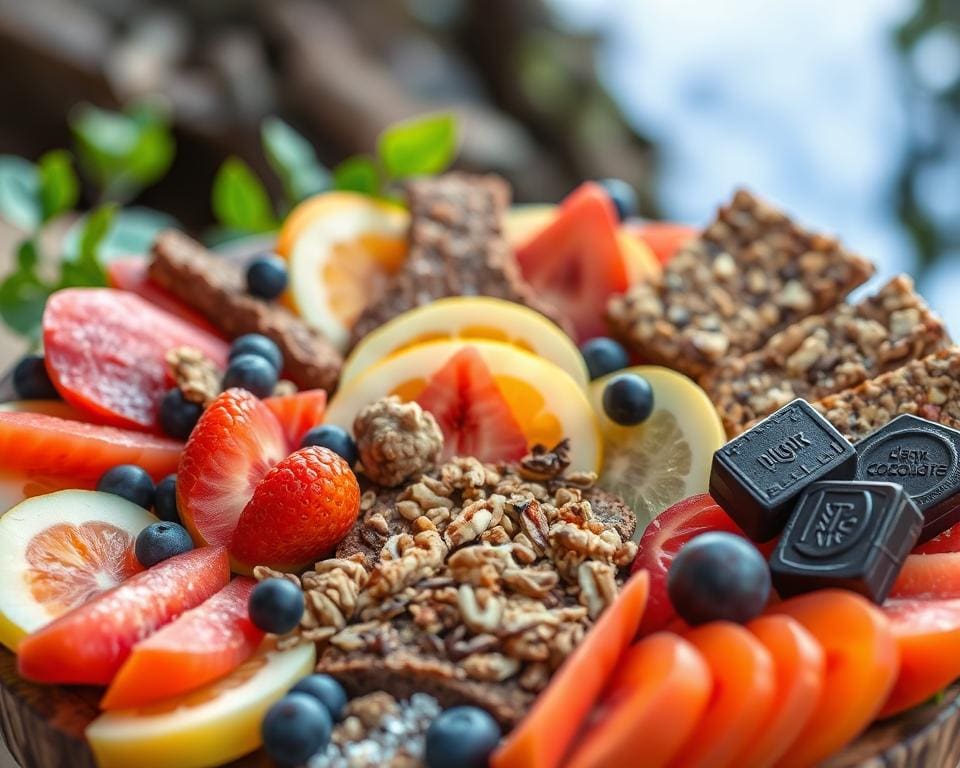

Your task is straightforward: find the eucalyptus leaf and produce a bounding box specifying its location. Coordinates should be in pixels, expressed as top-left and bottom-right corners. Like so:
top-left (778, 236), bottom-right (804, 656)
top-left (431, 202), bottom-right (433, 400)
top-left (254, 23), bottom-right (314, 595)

top-left (37, 150), bottom-right (79, 223)
top-left (212, 157), bottom-right (278, 233)
top-left (333, 155), bottom-right (380, 196)
top-left (0, 156), bottom-right (41, 231)
top-left (377, 113), bottom-right (458, 179)
top-left (261, 117), bottom-right (330, 204)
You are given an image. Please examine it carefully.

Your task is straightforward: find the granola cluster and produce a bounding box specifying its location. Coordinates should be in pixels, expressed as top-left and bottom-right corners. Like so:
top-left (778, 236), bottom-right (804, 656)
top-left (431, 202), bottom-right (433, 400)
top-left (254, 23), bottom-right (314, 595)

top-left (254, 442), bottom-right (637, 725)
top-left (354, 397), bottom-right (444, 487)
top-left (166, 346), bottom-right (221, 406)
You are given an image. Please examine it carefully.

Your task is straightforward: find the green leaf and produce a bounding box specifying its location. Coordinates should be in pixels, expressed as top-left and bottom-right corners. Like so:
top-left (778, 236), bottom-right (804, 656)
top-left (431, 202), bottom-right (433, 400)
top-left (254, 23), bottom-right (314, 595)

top-left (0, 156), bottom-right (41, 231)
top-left (261, 117), bottom-right (330, 204)
top-left (16, 239), bottom-right (39, 272)
top-left (377, 113), bottom-right (458, 179)
top-left (78, 203), bottom-right (117, 268)
top-left (332, 155), bottom-right (381, 197)
top-left (0, 240), bottom-right (51, 339)
top-left (211, 157), bottom-right (278, 233)
top-left (62, 206), bottom-right (178, 265)
top-left (37, 150), bottom-right (79, 223)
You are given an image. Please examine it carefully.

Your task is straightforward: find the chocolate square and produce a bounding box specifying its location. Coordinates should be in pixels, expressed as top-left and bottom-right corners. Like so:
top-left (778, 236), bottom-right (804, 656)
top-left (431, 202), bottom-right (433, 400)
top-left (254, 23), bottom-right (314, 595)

top-left (854, 414), bottom-right (960, 543)
top-left (710, 399), bottom-right (857, 541)
top-left (769, 481), bottom-right (922, 603)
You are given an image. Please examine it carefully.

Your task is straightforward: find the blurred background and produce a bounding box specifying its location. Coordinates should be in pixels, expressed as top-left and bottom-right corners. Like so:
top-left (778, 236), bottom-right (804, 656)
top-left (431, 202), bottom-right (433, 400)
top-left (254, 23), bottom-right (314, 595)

top-left (0, 0), bottom-right (958, 367)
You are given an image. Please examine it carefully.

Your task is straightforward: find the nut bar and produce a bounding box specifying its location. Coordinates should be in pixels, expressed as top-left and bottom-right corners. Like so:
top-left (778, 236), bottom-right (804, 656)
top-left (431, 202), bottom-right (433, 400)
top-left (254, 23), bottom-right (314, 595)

top-left (348, 173), bottom-right (570, 347)
top-left (149, 230), bottom-right (342, 392)
top-left (703, 275), bottom-right (948, 436)
top-left (814, 347), bottom-right (960, 442)
top-left (607, 189), bottom-right (875, 379)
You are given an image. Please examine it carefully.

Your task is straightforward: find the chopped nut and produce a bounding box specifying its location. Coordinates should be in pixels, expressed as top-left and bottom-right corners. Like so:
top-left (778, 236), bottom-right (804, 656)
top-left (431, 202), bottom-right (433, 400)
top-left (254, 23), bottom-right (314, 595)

top-left (165, 346), bottom-right (221, 406)
top-left (354, 396), bottom-right (444, 487)
top-left (578, 561), bottom-right (618, 619)
top-left (344, 691), bottom-right (400, 729)
top-left (462, 653), bottom-right (521, 682)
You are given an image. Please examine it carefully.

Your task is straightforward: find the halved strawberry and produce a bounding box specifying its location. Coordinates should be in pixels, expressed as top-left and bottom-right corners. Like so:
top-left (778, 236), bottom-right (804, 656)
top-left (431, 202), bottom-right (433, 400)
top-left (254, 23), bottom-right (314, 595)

top-left (415, 346), bottom-right (528, 463)
top-left (627, 222), bottom-right (698, 266)
top-left (515, 183), bottom-right (630, 342)
top-left (43, 288), bottom-right (229, 431)
top-left (177, 390), bottom-right (288, 549)
top-left (0, 411), bottom-right (182, 482)
top-left (106, 257), bottom-right (223, 338)
top-left (231, 447), bottom-right (360, 572)
top-left (264, 389), bottom-right (328, 450)
top-left (101, 577), bottom-right (263, 710)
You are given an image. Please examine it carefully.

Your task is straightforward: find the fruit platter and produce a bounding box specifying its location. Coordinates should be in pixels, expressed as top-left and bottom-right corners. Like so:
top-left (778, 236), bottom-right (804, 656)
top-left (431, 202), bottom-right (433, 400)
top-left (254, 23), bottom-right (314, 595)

top-left (4, 151), bottom-right (960, 768)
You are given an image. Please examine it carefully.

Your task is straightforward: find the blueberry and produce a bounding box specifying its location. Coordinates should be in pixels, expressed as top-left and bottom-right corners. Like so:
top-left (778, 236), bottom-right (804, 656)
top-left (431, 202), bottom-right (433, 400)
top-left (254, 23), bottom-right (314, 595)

top-left (667, 531), bottom-right (771, 626)
top-left (425, 706), bottom-right (502, 768)
top-left (135, 521), bottom-right (194, 567)
top-left (580, 337), bottom-right (629, 380)
top-left (262, 692), bottom-right (332, 767)
top-left (597, 178), bottom-right (638, 222)
top-left (158, 388), bottom-right (204, 440)
top-left (290, 674), bottom-right (348, 722)
top-left (246, 255), bottom-right (288, 301)
top-left (222, 354), bottom-right (278, 399)
top-left (12, 355), bottom-right (59, 400)
top-left (299, 425), bottom-right (358, 466)
top-left (249, 578), bottom-right (305, 635)
top-left (229, 333), bottom-right (283, 372)
top-left (154, 474), bottom-right (180, 523)
top-left (97, 465), bottom-right (155, 509)
top-left (601, 373), bottom-right (654, 426)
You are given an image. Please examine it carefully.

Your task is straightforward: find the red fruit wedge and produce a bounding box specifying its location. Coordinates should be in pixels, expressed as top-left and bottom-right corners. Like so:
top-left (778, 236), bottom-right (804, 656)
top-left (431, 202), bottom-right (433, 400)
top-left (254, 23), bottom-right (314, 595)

top-left (515, 182), bottom-right (630, 342)
top-left (491, 571), bottom-right (650, 768)
top-left (628, 222), bottom-right (698, 265)
top-left (18, 546), bottom-right (230, 685)
top-left (177, 389), bottom-right (288, 549)
top-left (416, 346), bottom-right (528, 463)
top-left (101, 577), bottom-right (263, 710)
top-left (891, 553), bottom-right (960, 599)
top-left (0, 411), bottom-right (182, 482)
top-left (881, 598), bottom-right (960, 717)
top-left (915, 521), bottom-right (960, 554)
top-left (43, 289), bottom-right (229, 432)
top-left (632, 494), bottom-right (772, 636)
top-left (264, 389), bottom-right (328, 450)
top-left (106, 257), bottom-right (223, 338)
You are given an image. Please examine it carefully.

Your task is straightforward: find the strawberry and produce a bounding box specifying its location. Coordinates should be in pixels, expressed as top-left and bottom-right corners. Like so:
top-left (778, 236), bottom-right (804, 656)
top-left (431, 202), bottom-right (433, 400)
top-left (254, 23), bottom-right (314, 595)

top-left (230, 446), bottom-right (360, 571)
top-left (177, 389), bottom-right (288, 549)
top-left (264, 389), bottom-right (328, 450)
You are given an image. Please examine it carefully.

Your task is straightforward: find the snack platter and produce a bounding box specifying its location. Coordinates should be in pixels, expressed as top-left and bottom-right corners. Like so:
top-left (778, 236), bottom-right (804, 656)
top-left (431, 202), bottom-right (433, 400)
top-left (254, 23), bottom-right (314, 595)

top-left (3, 171), bottom-right (960, 768)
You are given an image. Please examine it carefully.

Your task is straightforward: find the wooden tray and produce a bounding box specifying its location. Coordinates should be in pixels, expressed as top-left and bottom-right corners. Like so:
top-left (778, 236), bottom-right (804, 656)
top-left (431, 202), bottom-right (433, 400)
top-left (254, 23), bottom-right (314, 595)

top-left (1, 643), bottom-right (959, 768)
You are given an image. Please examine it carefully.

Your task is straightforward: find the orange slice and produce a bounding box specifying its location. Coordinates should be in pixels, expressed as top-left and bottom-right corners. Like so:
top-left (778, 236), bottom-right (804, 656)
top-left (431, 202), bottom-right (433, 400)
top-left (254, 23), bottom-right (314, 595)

top-left (276, 192), bottom-right (409, 351)
top-left (0, 490), bottom-right (157, 651)
top-left (326, 339), bottom-right (601, 472)
top-left (340, 296), bottom-right (589, 388)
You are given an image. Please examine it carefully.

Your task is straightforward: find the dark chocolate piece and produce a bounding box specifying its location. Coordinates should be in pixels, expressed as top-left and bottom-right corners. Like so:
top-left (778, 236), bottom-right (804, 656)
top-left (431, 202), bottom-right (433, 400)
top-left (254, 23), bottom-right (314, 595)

top-left (769, 481), bottom-right (922, 603)
top-left (854, 414), bottom-right (960, 543)
top-left (710, 399), bottom-right (857, 541)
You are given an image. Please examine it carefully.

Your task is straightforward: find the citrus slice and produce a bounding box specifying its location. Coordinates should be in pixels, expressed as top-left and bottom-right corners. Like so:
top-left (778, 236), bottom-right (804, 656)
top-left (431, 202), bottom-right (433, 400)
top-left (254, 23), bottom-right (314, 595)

top-left (87, 641), bottom-right (316, 768)
top-left (589, 367), bottom-right (725, 535)
top-left (340, 296), bottom-right (589, 388)
top-left (0, 490), bottom-right (157, 651)
top-left (276, 192), bottom-right (409, 351)
top-left (326, 339), bottom-right (601, 472)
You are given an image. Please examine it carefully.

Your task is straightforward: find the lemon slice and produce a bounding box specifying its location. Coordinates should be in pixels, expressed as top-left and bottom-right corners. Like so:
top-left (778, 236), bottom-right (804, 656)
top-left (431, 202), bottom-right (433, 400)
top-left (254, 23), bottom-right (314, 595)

top-left (87, 641), bottom-right (316, 768)
top-left (341, 296), bottom-right (589, 388)
top-left (0, 490), bottom-right (158, 650)
top-left (327, 339), bottom-right (601, 473)
top-left (276, 192), bottom-right (409, 351)
top-left (589, 367), bottom-right (725, 535)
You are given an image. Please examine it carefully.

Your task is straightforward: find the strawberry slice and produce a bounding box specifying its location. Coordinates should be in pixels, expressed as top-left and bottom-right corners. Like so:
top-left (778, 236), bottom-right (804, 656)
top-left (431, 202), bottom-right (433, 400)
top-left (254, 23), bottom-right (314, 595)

top-left (43, 289), bottom-right (229, 431)
top-left (106, 257), bottom-right (223, 338)
top-left (264, 389), bottom-right (328, 450)
top-left (515, 183), bottom-right (630, 342)
top-left (18, 546), bottom-right (230, 685)
top-left (231, 447), bottom-right (360, 572)
top-left (177, 389), bottom-right (288, 548)
top-left (415, 346), bottom-right (528, 463)
top-left (0, 411), bottom-right (182, 482)
top-left (100, 577), bottom-right (263, 710)
top-left (627, 222), bottom-right (698, 265)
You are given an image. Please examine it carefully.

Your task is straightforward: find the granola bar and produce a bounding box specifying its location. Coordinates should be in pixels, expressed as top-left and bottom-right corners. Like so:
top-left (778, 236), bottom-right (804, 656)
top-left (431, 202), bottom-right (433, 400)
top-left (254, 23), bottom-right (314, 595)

top-left (703, 275), bottom-right (949, 436)
top-left (348, 173), bottom-right (570, 347)
top-left (811, 347), bottom-right (960, 442)
top-left (607, 189), bottom-right (875, 379)
top-left (149, 230), bottom-right (342, 392)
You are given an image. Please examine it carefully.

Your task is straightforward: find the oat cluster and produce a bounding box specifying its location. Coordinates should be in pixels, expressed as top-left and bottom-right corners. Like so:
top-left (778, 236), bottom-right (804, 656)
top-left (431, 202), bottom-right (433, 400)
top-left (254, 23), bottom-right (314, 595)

top-left (166, 346), bottom-right (221, 406)
top-left (354, 397), bottom-right (444, 487)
